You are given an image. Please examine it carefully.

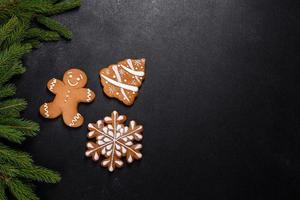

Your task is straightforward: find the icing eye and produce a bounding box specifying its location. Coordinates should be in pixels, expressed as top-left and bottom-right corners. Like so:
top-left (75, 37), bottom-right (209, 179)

top-left (69, 75), bottom-right (73, 78)
top-left (76, 77), bottom-right (80, 81)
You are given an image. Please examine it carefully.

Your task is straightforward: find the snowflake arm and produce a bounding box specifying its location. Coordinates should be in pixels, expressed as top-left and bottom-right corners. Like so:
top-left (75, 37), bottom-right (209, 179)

top-left (117, 121), bottom-right (143, 163)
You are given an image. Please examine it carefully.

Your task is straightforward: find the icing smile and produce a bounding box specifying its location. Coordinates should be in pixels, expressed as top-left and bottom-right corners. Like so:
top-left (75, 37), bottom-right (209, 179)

top-left (68, 79), bottom-right (79, 86)
top-left (67, 72), bottom-right (84, 87)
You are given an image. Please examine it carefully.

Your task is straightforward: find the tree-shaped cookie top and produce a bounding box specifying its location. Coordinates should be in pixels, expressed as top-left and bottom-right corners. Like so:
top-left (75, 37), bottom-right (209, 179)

top-left (99, 58), bottom-right (146, 106)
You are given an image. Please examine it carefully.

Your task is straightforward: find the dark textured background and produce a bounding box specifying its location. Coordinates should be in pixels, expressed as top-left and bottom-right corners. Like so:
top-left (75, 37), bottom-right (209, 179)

top-left (17, 0), bottom-right (300, 199)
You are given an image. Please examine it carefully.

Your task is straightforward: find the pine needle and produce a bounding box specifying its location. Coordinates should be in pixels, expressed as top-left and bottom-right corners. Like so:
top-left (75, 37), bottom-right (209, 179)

top-left (7, 179), bottom-right (38, 200)
top-left (0, 118), bottom-right (39, 136)
top-left (0, 182), bottom-right (7, 200)
top-left (45, 0), bottom-right (81, 15)
top-left (0, 16), bottom-right (18, 46)
top-left (0, 43), bottom-right (32, 67)
top-left (0, 62), bottom-right (26, 85)
top-left (37, 16), bottom-right (72, 39)
top-left (0, 98), bottom-right (27, 116)
top-left (0, 125), bottom-right (25, 143)
top-left (17, 166), bottom-right (61, 183)
top-left (0, 84), bottom-right (16, 98)
top-left (0, 164), bottom-right (18, 178)
top-left (0, 143), bottom-right (33, 167)
top-left (26, 28), bottom-right (60, 41)
top-left (1, 21), bottom-right (27, 48)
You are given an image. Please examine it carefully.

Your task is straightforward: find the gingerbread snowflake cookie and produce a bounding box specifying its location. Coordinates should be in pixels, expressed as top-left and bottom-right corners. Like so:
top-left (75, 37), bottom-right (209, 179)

top-left (85, 111), bottom-right (143, 172)
top-left (99, 58), bottom-right (146, 106)
top-left (40, 68), bottom-right (95, 128)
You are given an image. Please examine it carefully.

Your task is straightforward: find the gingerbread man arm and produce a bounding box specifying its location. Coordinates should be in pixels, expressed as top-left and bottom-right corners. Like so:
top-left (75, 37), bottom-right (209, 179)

top-left (47, 78), bottom-right (64, 94)
top-left (76, 88), bottom-right (96, 103)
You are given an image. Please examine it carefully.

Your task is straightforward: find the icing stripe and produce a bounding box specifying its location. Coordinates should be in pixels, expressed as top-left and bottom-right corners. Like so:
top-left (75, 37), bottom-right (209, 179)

top-left (112, 65), bottom-right (122, 82)
top-left (69, 113), bottom-right (81, 127)
top-left (120, 65), bottom-right (144, 77)
top-left (49, 79), bottom-right (57, 91)
top-left (127, 59), bottom-right (141, 83)
top-left (112, 65), bottom-right (129, 101)
top-left (87, 89), bottom-right (92, 102)
top-left (43, 103), bottom-right (49, 118)
top-left (101, 74), bottom-right (138, 92)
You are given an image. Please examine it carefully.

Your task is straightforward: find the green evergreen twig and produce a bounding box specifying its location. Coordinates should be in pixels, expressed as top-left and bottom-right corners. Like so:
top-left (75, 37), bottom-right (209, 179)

top-left (0, 0), bottom-right (81, 199)
top-left (37, 16), bottom-right (72, 39)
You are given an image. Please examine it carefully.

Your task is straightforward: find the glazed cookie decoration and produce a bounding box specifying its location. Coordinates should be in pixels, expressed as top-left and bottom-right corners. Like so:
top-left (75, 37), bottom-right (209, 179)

top-left (40, 68), bottom-right (95, 128)
top-left (99, 58), bottom-right (146, 106)
top-left (85, 111), bottom-right (143, 172)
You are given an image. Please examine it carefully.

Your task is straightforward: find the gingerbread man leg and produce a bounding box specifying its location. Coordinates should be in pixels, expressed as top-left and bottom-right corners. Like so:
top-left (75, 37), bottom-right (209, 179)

top-left (62, 110), bottom-right (84, 128)
top-left (39, 102), bottom-right (61, 119)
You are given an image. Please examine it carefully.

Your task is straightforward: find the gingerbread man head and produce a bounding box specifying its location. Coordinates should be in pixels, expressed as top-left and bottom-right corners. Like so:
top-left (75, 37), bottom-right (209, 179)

top-left (63, 68), bottom-right (87, 88)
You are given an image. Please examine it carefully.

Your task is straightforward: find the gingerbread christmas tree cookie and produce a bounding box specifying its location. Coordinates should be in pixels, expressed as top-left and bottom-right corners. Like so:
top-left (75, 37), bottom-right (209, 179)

top-left (99, 58), bottom-right (146, 106)
top-left (40, 68), bottom-right (95, 128)
top-left (85, 111), bottom-right (143, 172)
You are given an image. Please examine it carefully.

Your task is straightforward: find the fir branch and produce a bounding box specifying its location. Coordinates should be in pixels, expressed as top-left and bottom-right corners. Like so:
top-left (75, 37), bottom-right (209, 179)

top-left (0, 84), bottom-right (16, 98)
top-left (0, 118), bottom-right (39, 136)
top-left (0, 143), bottom-right (33, 167)
top-left (0, 1), bottom-right (81, 199)
top-left (0, 21), bottom-right (26, 49)
top-left (0, 98), bottom-right (27, 116)
top-left (44, 0), bottom-right (81, 15)
top-left (0, 1), bottom-right (18, 23)
top-left (0, 43), bottom-right (32, 67)
top-left (17, 166), bottom-right (61, 183)
top-left (6, 179), bottom-right (38, 200)
top-left (0, 182), bottom-right (7, 200)
top-left (37, 16), bottom-right (72, 39)
top-left (26, 28), bottom-right (60, 41)
top-left (0, 164), bottom-right (18, 178)
top-left (0, 16), bottom-right (18, 46)
top-left (0, 163), bottom-right (60, 184)
top-left (18, 1), bottom-right (53, 14)
top-left (25, 39), bottom-right (41, 49)
top-left (0, 62), bottom-right (26, 85)
top-left (0, 125), bottom-right (25, 143)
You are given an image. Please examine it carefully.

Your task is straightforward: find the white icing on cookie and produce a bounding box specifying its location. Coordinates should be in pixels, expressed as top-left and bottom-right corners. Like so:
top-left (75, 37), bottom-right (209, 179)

top-left (49, 79), bottom-right (57, 91)
top-left (43, 103), bottom-right (49, 118)
top-left (127, 155), bottom-right (133, 163)
top-left (112, 65), bottom-right (129, 101)
top-left (120, 64), bottom-right (145, 77)
top-left (101, 74), bottom-right (139, 92)
top-left (64, 90), bottom-right (71, 103)
top-left (69, 113), bottom-right (81, 127)
top-left (134, 59), bottom-right (143, 65)
top-left (67, 79), bottom-right (79, 87)
top-left (87, 89), bottom-right (92, 102)
top-left (127, 59), bottom-right (142, 83)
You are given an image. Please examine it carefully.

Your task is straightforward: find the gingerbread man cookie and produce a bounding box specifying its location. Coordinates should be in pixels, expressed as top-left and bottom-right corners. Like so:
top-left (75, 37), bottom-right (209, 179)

top-left (99, 58), bottom-right (146, 106)
top-left (40, 68), bottom-right (95, 128)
